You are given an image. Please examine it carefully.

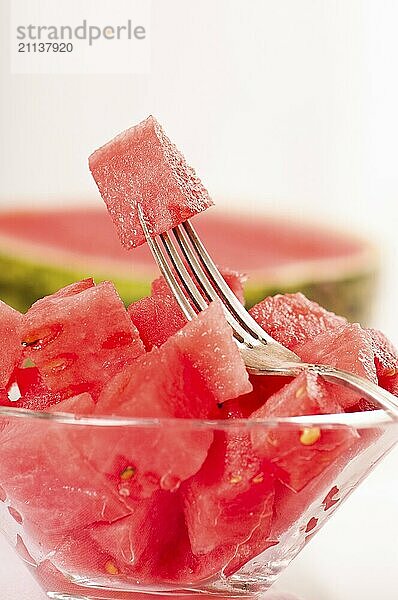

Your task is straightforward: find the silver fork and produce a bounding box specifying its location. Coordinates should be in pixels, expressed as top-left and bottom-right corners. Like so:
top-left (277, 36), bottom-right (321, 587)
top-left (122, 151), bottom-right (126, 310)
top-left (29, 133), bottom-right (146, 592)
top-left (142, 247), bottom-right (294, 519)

top-left (138, 207), bottom-right (398, 418)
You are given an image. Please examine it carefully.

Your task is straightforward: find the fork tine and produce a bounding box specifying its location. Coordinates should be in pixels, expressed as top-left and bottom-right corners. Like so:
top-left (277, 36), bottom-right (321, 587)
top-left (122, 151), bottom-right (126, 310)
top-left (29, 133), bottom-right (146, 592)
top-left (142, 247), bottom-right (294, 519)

top-left (137, 205), bottom-right (195, 321)
top-left (172, 225), bottom-right (260, 347)
top-left (181, 220), bottom-right (284, 346)
top-left (160, 232), bottom-right (208, 312)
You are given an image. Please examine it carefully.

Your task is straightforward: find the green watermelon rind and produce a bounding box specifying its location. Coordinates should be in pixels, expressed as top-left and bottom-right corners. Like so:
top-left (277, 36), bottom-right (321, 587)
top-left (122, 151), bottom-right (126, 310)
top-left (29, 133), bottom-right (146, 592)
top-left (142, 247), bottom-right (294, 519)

top-left (0, 251), bottom-right (376, 324)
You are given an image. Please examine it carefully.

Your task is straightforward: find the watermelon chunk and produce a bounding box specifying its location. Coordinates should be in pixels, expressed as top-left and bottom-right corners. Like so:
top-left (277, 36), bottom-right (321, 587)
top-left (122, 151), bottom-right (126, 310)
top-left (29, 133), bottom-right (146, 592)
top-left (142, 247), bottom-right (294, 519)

top-left (297, 323), bottom-right (377, 409)
top-left (89, 115), bottom-right (213, 249)
top-left (250, 372), bottom-right (358, 491)
top-left (0, 301), bottom-right (22, 388)
top-left (99, 301), bottom-right (251, 417)
top-left (128, 288), bottom-right (187, 351)
top-left (221, 375), bottom-right (293, 418)
top-left (129, 270), bottom-right (245, 351)
top-left (249, 293), bottom-right (347, 351)
top-left (21, 281), bottom-right (144, 400)
top-left (0, 366), bottom-right (64, 411)
top-left (51, 490), bottom-right (232, 585)
top-left (0, 395), bottom-right (130, 554)
top-left (89, 302), bottom-right (251, 498)
top-left (32, 278), bottom-right (95, 306)
top-left (48, 392), bottom-right (95, 415)
top-left (52, 491), bottom-right (174, 581)
top-left (368, 328), bottom-right (398, 397)
top-left (182, 431), bottom-right (275, 557)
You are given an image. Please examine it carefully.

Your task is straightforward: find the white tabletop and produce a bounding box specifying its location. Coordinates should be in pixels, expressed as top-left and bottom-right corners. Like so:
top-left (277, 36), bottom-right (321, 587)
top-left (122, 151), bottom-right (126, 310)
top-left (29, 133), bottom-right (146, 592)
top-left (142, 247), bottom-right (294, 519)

top-left (1, 446), bottom-right (397, 600)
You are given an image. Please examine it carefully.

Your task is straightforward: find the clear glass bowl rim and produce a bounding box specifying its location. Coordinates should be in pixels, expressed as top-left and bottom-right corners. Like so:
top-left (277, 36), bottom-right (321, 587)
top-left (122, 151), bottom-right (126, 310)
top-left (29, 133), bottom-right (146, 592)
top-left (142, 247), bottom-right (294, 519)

top-left (0, 405), bottom-right (396, 430)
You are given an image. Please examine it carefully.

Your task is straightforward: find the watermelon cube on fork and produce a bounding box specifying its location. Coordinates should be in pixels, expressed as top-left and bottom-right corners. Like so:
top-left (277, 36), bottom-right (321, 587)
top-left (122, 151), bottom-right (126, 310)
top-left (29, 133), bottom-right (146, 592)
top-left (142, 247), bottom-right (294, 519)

top-left (89, 115), bottom-right (213, 249)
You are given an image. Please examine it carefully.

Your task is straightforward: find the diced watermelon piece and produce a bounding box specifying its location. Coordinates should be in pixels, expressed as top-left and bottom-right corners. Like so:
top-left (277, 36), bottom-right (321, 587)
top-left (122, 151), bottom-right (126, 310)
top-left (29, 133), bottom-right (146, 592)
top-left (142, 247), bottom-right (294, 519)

top-left (0, 405), bottom-right (130, 554)
top-left (0, 301), bottom-right (23, 388)
top-left (128, 289), bottom-right (186, 351)
top-left (100, 301), bottom-right (251, 417)
top-left (368, 328), bottom-right (398, 396)
top-left (130, 270), bottom-right (245, 351)
top-left (251, 372), bottom-right (358, 491)
top-left (249, 293), bottom-right (347, 351)
top-left (182, 431), bottom-right (275, 557)
top-left (244, 293), bottom-right (349, 414)
top-left (51, 490), bottom-right (233, 585)
top-left (32, 278), bottom-right (95, 307)
top-left (0, 366), bottom-right (63, 411)
top-left (21, 281), bottom-right (144, 400)
top-left (296, 323), bottom-right (377, 409)
top-left (88, 491), bottom-right (186, 581)
top-left (87, 302), bottom-right (251, 498)
top-left (48, 392), bottom-right (95, 414)
top-left (51, 494), bottom-right (163, 581)
top-left (89, 115), bottom-right (213, 249)
top-left (221, 375), bottom-right (293, 418)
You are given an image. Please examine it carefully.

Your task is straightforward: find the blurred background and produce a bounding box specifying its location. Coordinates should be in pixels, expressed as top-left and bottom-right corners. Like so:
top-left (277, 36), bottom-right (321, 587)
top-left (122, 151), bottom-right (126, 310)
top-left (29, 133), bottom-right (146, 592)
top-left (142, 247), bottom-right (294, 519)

top-left (0, 1), bottom-right (397, 598)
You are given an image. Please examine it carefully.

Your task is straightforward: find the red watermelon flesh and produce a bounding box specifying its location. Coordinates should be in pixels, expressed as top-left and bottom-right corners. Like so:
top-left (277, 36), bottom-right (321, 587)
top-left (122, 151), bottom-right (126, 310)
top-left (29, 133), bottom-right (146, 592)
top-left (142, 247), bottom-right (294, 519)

top-left (251, 372), bottom-right (358, 492)
top-left (99, 301), bottom-right (251, 417)
top-left (53, 494), bottom-right (166, 581)
top-left (89, 115), bottom-right (213, 249)
top-left (128, 290), bottom-right (186, 351)
top-left (0, 301), bottom-right (22, 388)
top-left (0, 366), bottom-right (63, 411)
top-left (88, 491), bottom-right (194, 582)
top-left (90, 302), bottom-right (250, 498)
top-left (269, 417), bottom-right (379, 542)
top-left (129, 270), bottom-right (245, 351)
top-left (48, 392), bottom-right (95, 415)
top-left (32, 278), bottom-right (95, 306)
top-left (21, 281), bottom-right (145, 400)
top-left (0, 401), bottom-right (130, 555)
top-left (182, 430), bottom-right (275, 557)
top-left (296, 323), bottom-right (377, 410)
top-left (243, 293), bottom-right (348, 415)
top-left (368, 328), bottom-right (398, 396)
top-left (249, 293), bottom-right (347, 351)
top-left (221, 375), bottom-right (294, 418)
top-left (51, 491), bottom-right (235, 585)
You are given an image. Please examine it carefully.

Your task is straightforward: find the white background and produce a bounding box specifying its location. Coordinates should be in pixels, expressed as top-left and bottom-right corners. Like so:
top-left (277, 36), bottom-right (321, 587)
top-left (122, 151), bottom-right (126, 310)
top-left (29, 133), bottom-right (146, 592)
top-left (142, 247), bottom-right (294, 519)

top-left (0, 1), bottom-right (398, 598)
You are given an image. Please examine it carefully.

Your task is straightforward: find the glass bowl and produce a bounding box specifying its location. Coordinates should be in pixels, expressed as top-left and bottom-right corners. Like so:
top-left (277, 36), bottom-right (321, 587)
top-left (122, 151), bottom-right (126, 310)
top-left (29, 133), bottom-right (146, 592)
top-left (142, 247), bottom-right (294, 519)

top-left (0, 405), bottom-right (396, 600)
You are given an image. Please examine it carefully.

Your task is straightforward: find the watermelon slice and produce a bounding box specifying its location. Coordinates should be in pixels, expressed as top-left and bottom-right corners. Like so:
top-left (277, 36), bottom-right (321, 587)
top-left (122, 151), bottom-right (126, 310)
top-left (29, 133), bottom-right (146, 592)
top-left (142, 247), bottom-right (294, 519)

top-left (129, 271), bottom-right (245, 350)
top-left (0, 301), bottom-right (22, 389)
top-left (21, 280), bottom-right (145, 400)
top-left (226, 293), bottom-right (347, 417)
top-left (89, 115), bottom-right (213, 249)
top-left (87, 302), bottom-right (251, 498)
top-left (0, 208), bottom-right (376, 322)
top-left (251, 372), bottom-right (358, 491)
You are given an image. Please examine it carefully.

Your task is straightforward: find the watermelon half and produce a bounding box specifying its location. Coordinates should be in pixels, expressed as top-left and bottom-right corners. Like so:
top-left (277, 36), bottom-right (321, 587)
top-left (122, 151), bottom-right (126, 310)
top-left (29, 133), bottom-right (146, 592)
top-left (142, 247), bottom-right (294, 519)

top-left (0, 208), bottom-right (376, 322)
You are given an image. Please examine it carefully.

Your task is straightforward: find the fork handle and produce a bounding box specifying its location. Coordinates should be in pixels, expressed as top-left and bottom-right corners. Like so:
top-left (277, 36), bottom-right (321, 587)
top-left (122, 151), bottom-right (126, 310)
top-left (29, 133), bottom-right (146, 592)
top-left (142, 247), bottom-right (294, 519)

top-left (248, 363), bottom-right (398, 418)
